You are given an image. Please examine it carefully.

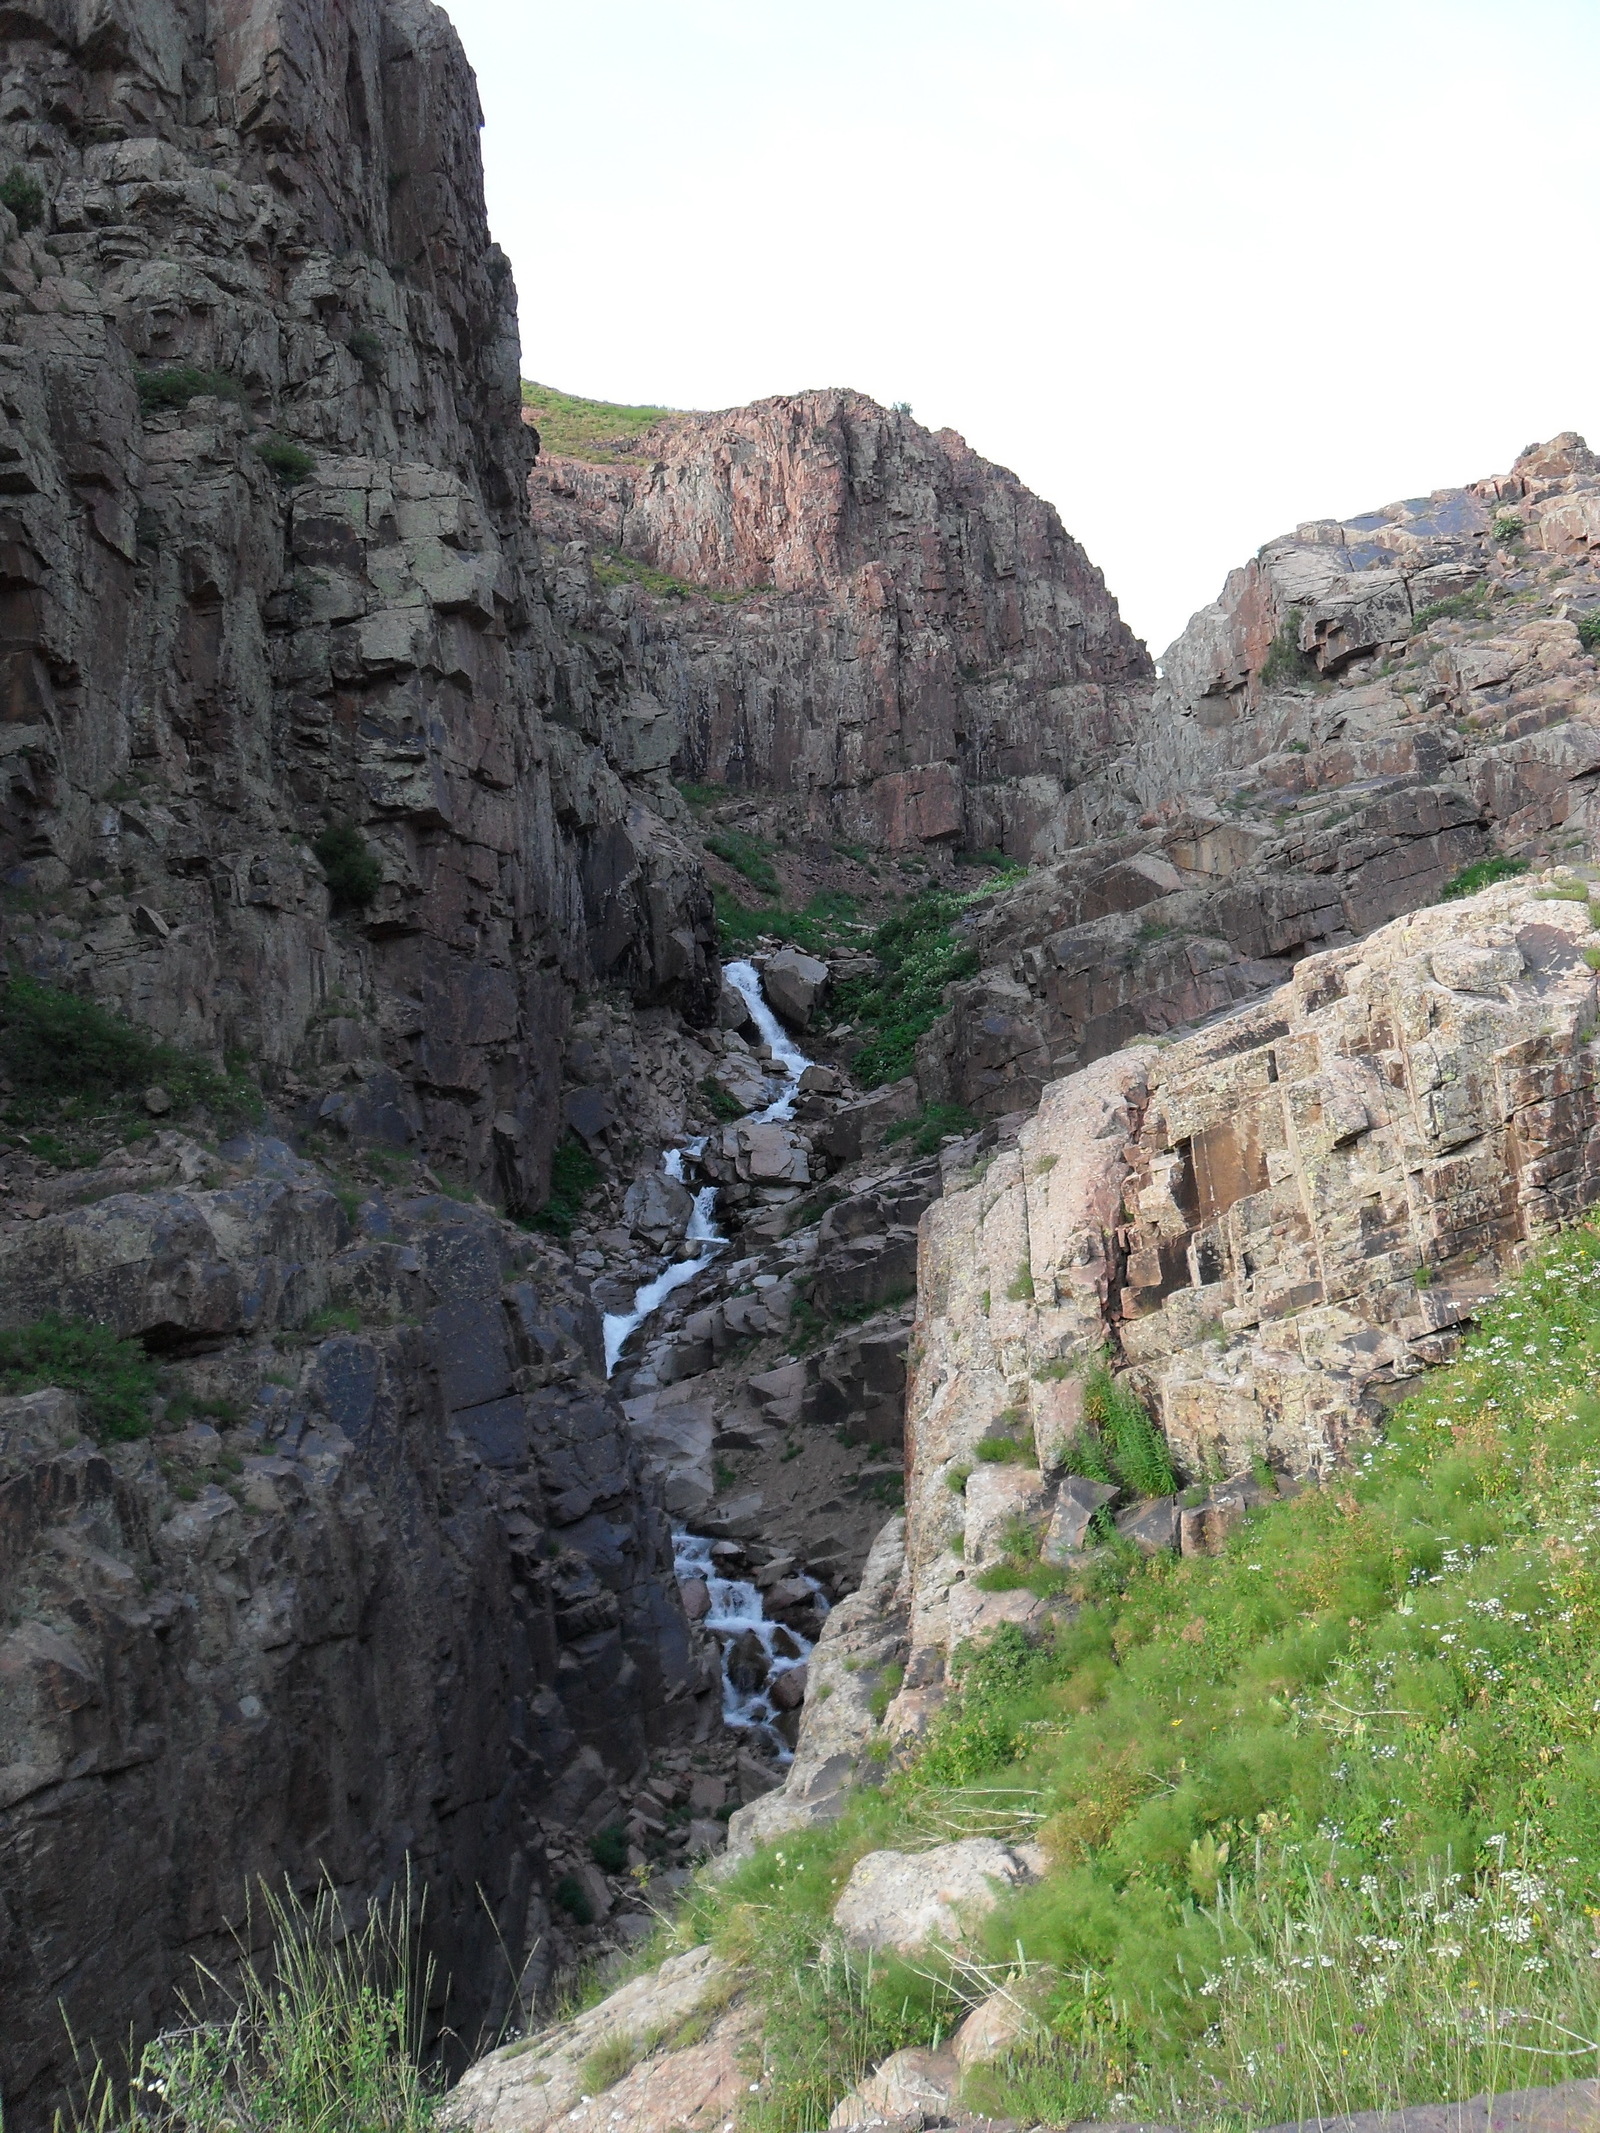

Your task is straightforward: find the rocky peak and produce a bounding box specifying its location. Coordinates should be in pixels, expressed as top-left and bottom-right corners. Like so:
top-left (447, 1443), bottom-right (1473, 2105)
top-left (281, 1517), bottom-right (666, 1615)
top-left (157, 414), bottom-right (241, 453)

top-left (530, 387), bottom-right (1153, 861)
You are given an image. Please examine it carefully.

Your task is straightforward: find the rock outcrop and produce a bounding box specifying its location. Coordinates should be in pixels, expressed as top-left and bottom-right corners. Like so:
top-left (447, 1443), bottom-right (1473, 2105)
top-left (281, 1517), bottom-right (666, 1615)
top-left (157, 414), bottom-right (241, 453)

top-left (888, 868), bottom-right (1600, 1712)
top-left (529, 390), bottom-right (1153, 862)
top-left (915, 437), bottom-right (1600, 1120)
top-left (0, 0), bottom-right (716, 1219)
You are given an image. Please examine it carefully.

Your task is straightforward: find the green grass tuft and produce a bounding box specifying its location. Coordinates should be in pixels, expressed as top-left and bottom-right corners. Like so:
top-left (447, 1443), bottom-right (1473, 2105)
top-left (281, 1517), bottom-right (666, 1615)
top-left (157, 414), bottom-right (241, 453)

top-left (0, 1315), bottom-right (159, 1442)
top-left (829, 888), bottom-right (983, 1088)
top-left (1260, 613), bottom-right (1322, 690)
top-left (61, 1877), bottom-right (438, 2132)
top-left (1575, 612), bottom-right (1600, 653)
top-left (135, 366), bottom-right (248, 413)
top-left (882, 1101), bottom-right (978, 1156)
top-left (255, 434), bottom-right (315, 486)
top-left (0, 972), bottom-right (260, 1136)
top-left (521, 380), bottom-right (681, 460)
top-left (704, 829), bottom-right (780, 896)
top-left (1439, 855), bottom-right (1530, 901)
top-left (1411, 589), bottom-right (1491, 634)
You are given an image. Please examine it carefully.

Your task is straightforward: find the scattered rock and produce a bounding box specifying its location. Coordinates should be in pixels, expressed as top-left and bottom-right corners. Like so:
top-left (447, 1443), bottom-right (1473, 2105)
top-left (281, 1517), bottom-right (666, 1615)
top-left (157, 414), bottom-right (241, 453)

top-left (762, 948), bottom-right (830, 1029)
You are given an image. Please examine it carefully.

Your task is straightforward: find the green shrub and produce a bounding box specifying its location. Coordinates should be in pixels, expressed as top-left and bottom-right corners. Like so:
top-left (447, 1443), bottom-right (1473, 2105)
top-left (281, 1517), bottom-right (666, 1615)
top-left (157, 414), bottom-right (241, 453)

top-left (1491, 511), bottom-right (1525, 544)
top-left (135, 366), bottom-right (248, 413)
top-left (704, 829), bottom-right (780, 896)
top-left (0, 166), bottom-right (44, 231)
top-left (1576, 611), bottom-right (1600, 652)
top-left (256, 434), bottom-right (316, 485)
top-left (1082, 1362), bottom-right (1176, 1496)
top-left (0, 1314), bottom-right (159, 1442)
top-left (698, 1074), bottom-right (745, 1123)
top-left (312, 820), bottom-right (383, 910)
top-left (1438, 854), bottom-right (1530, 900)
top-left (825, 886), bottom-right (993, 1087)
top-left (553, 1873), bottom-right (594, 1925)
top-left (533, 1133), bottom-right (602, 1237)
top-left (1260, 614), bottom-right (1321, 689)
top-left (882, 1101), bottom-right (978, 1156)
top-left (590, 1824), bottom-right (630, 1873)
top-left (0, 972), bottom-right (255, 1130)
top-left (348, 327), bottom-right (384, 372)
top-left (975, 1431), bottom-right (1034, 1465)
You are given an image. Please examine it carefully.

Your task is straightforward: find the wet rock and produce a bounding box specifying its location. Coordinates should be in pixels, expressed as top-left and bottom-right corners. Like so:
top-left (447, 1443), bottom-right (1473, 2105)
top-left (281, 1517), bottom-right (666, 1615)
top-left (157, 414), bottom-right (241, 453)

top-left (761, 948), bottom-right (830, 1029)
top-left (678, 1578), bottom-right (710, 1622)
top-left (723, 1629), bottom-right (770, 1695)
top-left (623, 1168), bottom-right (695, 1243)
top-left (717, 975), bottom-right (756, 1032)
top-left (770, 1664), bottom-right (807, 1711)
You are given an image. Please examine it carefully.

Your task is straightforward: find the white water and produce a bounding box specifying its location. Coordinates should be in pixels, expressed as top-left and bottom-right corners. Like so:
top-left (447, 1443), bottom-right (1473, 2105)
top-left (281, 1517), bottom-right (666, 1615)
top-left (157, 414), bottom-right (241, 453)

top-left (674, 1531), bottom-right (828, 1761)
top-left (722, 958), bottom-right (812, 1122)
top-left (599, 960), bottom-right (814, 1376)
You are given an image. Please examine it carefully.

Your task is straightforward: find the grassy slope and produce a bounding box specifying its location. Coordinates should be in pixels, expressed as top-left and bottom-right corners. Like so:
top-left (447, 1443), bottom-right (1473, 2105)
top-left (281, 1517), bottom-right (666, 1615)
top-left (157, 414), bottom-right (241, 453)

top-left (520, 380), bottom-right (684, 461)
top-left (660, 1226), bottom-right (1600, 2132)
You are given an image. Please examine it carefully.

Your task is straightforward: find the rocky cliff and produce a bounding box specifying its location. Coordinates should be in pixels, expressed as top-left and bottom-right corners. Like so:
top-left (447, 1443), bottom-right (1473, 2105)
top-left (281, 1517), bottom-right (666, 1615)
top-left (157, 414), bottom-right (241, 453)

top-left (0, 1), bottom-right (727, 2120)
top-left (0, 0), bottom-right (715, 1215)
top-left (528, 389), bottom-right (1154, 861)
top-left (915, 436), bottom-right (1600, 1120)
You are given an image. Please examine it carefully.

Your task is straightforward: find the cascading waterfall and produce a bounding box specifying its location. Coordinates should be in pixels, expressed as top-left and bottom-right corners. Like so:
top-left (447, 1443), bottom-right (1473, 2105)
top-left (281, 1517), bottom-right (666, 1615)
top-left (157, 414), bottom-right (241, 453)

top-left (600, 961), bottom-right (814, 1375)
top-left (599, 960), bottom-right (822, 1758)
top-left (673, 1532), bottom-right (827, 1762)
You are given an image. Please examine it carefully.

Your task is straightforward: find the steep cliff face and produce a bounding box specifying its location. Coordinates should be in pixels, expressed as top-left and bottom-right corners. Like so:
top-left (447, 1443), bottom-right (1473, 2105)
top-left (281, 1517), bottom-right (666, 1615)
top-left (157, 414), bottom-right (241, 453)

top-left (0, 1140), bottom-right (716, 2126)
top-left (885, 870), bottom-right (1600, 1725)
top-left (0, 0), bottom-right (715, 1212)
top-left (915, 436), bottom-right (1600, 1119)
top-left (0, 3), bottom-right (726, 2121)
top-left (528, 391), bottom-right (1154, 860)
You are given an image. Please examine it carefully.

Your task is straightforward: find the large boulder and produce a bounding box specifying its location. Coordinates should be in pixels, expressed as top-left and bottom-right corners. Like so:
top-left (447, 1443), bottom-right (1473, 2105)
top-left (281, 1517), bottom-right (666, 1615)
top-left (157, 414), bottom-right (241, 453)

top-left (832, 1838), bottom-right (1040, 1954)
top-left (761, 948), bottom-right (829, 1030)
top-left (622, 1166), bottom-right (695, 1243)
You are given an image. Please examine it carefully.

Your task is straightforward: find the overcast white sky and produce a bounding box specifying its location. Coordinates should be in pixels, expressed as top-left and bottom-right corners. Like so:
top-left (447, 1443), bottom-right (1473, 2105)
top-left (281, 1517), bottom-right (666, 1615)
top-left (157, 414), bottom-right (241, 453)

top-left (440, 0), bottom-right (1600, 657)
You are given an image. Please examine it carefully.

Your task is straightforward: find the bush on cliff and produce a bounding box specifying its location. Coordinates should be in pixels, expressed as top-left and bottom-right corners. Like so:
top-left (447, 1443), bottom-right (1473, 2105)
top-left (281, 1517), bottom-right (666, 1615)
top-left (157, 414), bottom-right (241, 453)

top-left (531, 1133), bottom-right (602, 1236)
top-left (313, 820), bottom-right (384, 911)
top-left (671, 1223), bottom-right (1600, 2132)
top-left (0, 1314), bottom-right (158, 1442)
top-left (1439, 855), bottom-right (1530, 901)
top-left (829, 887), bottom-right (980, 1086)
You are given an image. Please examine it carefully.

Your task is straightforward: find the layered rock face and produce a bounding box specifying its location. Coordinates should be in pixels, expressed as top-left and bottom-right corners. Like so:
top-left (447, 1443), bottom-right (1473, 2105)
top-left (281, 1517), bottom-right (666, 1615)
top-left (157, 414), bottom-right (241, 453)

top-left (0, 0), bottom-right (714, 1211)
top-left (917, 437), bottom-right (1600, 1119)
top-left (528, 391), bottom-right (1154, 860)
top-left (888, 870), bottom-right (1600, 1711)
top-left (0, 2), bottom-right (728, 2120)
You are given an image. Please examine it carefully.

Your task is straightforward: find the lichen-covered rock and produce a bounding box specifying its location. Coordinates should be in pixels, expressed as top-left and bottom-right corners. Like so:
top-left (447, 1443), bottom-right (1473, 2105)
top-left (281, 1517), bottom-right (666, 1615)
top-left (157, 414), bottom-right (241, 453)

top-left (831, 1838), bottom-right (1040, 1954)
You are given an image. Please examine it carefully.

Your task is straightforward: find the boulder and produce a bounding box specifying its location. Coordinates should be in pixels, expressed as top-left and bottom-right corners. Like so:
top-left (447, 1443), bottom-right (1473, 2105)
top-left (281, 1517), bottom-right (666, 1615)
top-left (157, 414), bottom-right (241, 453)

top-left (761, 948), bottom-right (830, 1029)
top-left (724, 1629), bottom-right (770, 1695)
top-left (832, 1839), bottom-right (1040, 1954)
top-left (622, 1166), bottom-right (695, 1243)
top-left (770, 1663), bottom-right (807, 1711)
top-left (1116, 1495), bottom-right (1180, 1554)
top-left (827, 2046), bottom-right (958, 2128)
top-left (952, 1986), bottom-right (1039, 2068)
top-left (1041, 1473), bottom-right (1118, 1560)
top-left (677, 1577), bottom-right (710, 1622)
top-left (717, 975), bottom-right (756, 1031)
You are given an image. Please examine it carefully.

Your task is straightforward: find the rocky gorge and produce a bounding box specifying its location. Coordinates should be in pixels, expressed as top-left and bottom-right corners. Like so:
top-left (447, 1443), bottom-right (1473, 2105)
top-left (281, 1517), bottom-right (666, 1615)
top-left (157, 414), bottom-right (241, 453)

top-left (5, 4), bottom-right (1600, 2131)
